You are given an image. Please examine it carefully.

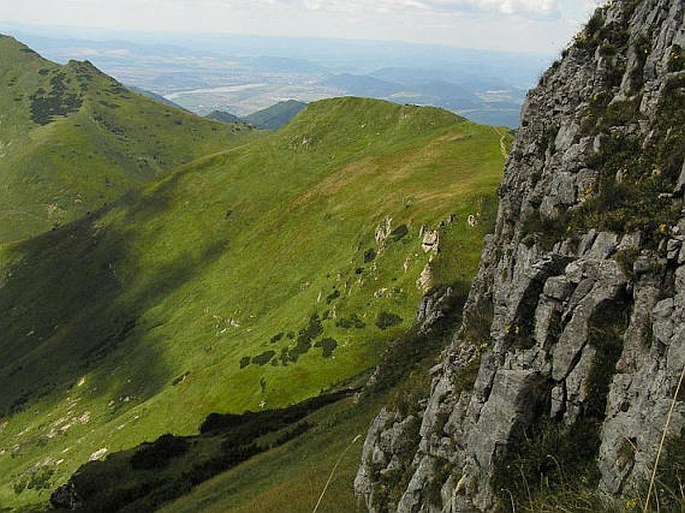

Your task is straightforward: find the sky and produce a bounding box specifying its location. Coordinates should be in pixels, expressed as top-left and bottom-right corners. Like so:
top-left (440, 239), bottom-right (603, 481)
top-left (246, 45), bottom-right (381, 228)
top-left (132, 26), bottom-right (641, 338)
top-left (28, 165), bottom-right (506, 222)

top-left (0, 0), bottom-right (604, 54)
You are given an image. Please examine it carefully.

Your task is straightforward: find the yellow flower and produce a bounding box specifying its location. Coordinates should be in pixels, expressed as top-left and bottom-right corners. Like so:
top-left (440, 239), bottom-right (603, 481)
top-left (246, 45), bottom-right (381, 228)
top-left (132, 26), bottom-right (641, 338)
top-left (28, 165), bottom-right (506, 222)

top-left (625, 498), bottom-right (638, 510)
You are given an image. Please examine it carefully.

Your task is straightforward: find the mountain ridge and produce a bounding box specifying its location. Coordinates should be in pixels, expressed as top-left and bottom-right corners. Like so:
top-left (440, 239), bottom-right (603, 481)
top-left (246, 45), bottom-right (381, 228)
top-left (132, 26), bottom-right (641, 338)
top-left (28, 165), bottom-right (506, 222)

top-left (0, 77), bottom-right (509, 510)
top-left (0, 34), bottom-right (255, 243)
top-left (206, 100), bottom-right (307, 130)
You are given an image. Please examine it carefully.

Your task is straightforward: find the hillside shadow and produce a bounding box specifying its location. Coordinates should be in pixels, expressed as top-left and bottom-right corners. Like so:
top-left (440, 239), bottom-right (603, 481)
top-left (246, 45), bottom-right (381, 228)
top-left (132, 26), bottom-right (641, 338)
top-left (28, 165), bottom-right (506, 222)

top-left (0, 203), bottom-right (227, 420)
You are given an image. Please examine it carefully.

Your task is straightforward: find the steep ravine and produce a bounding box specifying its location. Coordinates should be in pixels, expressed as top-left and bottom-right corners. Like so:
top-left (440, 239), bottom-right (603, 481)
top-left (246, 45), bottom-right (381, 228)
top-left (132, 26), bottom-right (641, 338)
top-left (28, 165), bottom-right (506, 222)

top-left (356, 1), bottom-right (685, 511)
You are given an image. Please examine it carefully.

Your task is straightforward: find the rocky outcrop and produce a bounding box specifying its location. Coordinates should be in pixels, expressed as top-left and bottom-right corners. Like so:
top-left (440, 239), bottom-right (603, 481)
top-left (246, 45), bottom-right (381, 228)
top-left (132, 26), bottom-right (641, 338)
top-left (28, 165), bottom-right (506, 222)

top-left (356, 1), bottom-right (685, 511)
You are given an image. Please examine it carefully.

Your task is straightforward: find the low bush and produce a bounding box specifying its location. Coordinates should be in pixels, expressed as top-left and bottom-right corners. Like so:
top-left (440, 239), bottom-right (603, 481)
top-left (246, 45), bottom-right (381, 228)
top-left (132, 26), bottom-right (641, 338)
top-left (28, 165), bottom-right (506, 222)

top-left (315, 337), bottom-right (337, 358)
top-left (252, 350), bottom-right (275, 366)
top-left (325, 289), bottom-right (340, 304)
top-left (363, 248), bottom-right (377, 262)
top-left (335, 313), bottom-right (366, 329)
top-left (130, 434), bottom-right (191, 470)
top-left (391, 224), bottom-right (409, 242)
top-left (376, 311), bottom-right (403, 330)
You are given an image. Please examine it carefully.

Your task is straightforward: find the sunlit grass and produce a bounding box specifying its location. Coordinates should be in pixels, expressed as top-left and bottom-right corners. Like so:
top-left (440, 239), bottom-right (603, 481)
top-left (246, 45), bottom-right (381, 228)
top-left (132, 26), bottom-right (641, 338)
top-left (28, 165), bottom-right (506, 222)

top-left (0, 34), bottom-right (257, 243)
top-left (0, 97), bottom-right (508, 510)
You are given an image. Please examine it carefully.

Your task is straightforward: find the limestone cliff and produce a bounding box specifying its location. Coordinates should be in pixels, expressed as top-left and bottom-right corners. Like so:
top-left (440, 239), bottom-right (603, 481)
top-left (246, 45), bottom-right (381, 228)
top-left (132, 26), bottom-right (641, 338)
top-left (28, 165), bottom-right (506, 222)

top-left (356, 1), bottom-right (685, 511)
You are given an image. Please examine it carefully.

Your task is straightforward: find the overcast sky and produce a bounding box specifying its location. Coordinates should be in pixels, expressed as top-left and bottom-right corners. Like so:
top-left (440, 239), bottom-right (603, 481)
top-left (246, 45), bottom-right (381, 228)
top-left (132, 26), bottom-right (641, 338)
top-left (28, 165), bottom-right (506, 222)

top-left (1, 0), bottom-right (604, 54)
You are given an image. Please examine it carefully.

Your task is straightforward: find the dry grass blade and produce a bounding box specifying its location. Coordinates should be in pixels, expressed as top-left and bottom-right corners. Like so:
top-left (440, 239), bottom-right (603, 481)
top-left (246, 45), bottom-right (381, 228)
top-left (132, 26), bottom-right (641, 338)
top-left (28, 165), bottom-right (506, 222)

top-left (643, 362), bottom-right (685, 513)
top-left (312, 434), bottom-right (362, 513)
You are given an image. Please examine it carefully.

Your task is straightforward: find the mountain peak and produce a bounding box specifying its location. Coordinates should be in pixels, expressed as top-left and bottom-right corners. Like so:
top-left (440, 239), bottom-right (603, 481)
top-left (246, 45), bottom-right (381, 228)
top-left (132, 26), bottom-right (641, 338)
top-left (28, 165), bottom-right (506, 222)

top-left (0, 32), bottom-right (49, 62)
top-left (0, 36), bottom-right (256, 242)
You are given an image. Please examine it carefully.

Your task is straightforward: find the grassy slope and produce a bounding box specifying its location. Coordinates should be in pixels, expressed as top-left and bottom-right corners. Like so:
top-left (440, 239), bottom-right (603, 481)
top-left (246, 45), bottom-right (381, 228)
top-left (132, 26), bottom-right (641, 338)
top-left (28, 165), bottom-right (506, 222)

top-left (244, 100), bottom-right (308, 130)
top-left (155, 316), bottom-right (459, 513)
top-left (0, 34), bottom-right (255, 243)
top-left (0, 97), bottom-right (508, 511)
top-left (206, 111), bottom-right (244, 124)
top-left (158, 395), bottom-right (374, 513)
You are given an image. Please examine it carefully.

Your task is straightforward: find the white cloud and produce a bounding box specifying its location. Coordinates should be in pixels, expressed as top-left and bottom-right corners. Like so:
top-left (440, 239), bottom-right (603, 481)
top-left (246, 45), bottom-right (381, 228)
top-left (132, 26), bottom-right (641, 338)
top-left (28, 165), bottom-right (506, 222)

top-left (292, 0), bottom-right (562, 19)
top-left (302, 0), bottom-right (356, 12)
top-left (480, 0), bottom-right (561, 17)
top-left (0, 0), bottom-right (600, 53)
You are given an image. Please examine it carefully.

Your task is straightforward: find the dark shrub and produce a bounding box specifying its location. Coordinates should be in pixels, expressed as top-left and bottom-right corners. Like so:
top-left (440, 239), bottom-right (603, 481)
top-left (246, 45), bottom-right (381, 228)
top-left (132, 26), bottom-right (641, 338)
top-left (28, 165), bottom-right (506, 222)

top-left (325, 289), bottom-right (340, 304)
top-left (130, 434), bottom-right (191, 470)
top-left (315, 337), bottom-right (338, 358)
top-left (252, 351), bottom-right (275, 366)
top-left (363, 248), bottom-right (377, 262)
top-left (285, 313), bottom-right (323, 362)
top-left (335, 314), bottom-right (366, 329)
top-left (391, 224), bottom-right (409, 242)
top-left (376, 311), bottom-right (403, 330)
top-left (300, 313), bottom-right (323, 339)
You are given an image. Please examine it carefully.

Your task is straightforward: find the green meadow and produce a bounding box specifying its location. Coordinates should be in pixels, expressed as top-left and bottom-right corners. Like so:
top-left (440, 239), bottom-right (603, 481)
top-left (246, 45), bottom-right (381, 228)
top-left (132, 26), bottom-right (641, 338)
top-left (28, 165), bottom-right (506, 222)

top-left (0, 34), bottom-right (255, 243)
top-left (0, 42), bottom-right (509, 510)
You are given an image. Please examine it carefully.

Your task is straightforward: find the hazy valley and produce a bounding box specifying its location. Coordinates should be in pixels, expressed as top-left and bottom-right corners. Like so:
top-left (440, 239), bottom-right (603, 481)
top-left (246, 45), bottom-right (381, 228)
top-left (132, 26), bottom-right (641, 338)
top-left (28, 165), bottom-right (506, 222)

top-left (4, 27), bottom-right (547, 128)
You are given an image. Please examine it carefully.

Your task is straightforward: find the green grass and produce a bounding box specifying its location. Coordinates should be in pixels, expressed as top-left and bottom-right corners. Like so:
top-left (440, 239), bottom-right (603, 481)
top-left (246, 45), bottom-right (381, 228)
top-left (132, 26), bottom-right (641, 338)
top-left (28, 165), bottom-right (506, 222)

top-left (49, 251), bottom-right (480, 513)
top-left (0, 34), bottom-right (257, 243)
top-left (46, 391), bottom-right (359, 512)
top-left (0, 95), bottom-right (507, 511)
top-left (243, 100), bottom-right (307, 130)
top-left (156, 395), bottom-right (375, 513)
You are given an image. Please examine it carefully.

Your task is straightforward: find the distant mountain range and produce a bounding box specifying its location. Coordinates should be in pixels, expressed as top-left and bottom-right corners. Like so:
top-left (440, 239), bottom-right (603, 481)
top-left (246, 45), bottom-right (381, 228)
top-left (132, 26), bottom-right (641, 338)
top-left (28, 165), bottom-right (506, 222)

top-left (1, 27), bottom-right (548, 127)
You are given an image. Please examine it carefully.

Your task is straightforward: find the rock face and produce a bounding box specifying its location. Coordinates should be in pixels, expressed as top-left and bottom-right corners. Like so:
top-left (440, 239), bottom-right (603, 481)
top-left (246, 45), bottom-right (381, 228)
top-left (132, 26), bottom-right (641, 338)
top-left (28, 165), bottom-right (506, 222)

top-left (356, 1), bottom-right (685, 511)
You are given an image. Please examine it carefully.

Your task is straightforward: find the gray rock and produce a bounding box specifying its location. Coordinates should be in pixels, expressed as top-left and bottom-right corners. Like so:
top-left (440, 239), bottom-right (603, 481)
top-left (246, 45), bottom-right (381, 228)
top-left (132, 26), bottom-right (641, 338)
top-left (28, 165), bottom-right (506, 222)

top-left (422, 229), bottom-right (440, 253)
top-left (550, 383), bottom-right (566, 418)
top-left (675, 160), bottom-right (685, 194)
top-left (564, 344), bottom-right (596, 424)
top-left (586, 232), bottom-right (619, 260)
top-left (652, 298), bottom-right (675, 344)
top-left (554, 122), bottom-right (579, 152)
top-left (356, 1), bottom-right (685, 511)
top-left (618, 232), bottom-right (643, 252)
top-left (468, 369), bottom-right (546, 469)
top-left (355, 408), bottom-right (401, 512)
top-left (667, 239), bottom-right (682, 261)
top-left (416, 286), bottom-right (453, 334)
top-left (543, 275), bottom-right (573, 301)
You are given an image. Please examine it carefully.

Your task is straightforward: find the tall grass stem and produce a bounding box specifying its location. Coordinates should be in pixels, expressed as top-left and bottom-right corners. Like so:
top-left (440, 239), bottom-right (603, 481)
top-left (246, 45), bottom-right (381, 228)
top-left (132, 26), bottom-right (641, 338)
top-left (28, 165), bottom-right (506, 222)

top-left (644, 363), bottom-right (685, 513)
top-left (312, 434), bottom-right (362, 513)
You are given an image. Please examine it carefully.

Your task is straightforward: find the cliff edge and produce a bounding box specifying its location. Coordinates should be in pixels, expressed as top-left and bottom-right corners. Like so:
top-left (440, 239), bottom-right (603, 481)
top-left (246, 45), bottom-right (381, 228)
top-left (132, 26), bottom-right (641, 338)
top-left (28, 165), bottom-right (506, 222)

top-left (356, 1), bottom-right (685, 511)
